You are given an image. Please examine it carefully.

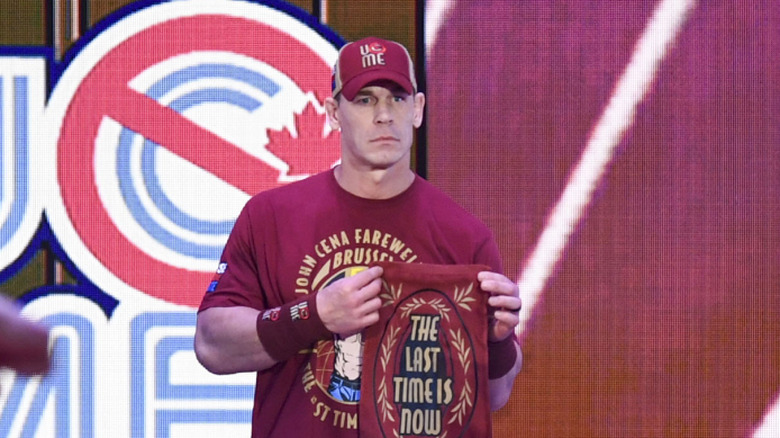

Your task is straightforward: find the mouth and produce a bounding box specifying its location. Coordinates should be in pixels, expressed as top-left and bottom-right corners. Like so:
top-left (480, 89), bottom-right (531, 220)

top-left (371, 136), bottom-right (399, 143)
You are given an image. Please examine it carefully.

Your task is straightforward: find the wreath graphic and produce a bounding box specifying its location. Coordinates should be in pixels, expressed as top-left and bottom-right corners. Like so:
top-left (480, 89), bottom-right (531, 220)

top-left (373, 281), bottom-right (478, 435)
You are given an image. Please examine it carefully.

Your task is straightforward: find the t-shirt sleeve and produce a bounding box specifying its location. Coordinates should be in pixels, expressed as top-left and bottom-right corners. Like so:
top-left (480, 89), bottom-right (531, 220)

top-left (474, 227), bottom-right (504, 274)
top-left (198, 200), bottom-right (268, 312)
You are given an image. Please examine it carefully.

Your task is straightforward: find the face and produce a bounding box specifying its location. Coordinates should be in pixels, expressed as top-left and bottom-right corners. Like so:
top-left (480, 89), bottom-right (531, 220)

top-left (325, 81), bottom-right (425, 173)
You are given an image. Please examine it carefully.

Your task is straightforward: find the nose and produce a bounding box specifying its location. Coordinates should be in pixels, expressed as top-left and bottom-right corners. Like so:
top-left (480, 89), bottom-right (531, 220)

top-left (374, 100), bottom-right (393, 124)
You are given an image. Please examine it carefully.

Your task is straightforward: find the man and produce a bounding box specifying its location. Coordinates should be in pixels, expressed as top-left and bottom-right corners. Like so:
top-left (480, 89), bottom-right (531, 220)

top-left (0, 294), bottom-right (50, 376)
top-left (194, 36), bottom-right (522, 437)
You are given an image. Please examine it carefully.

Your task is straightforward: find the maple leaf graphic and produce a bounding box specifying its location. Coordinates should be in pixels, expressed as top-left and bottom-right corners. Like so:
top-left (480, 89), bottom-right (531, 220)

top-left (265, 102), bottom-right (340, 177)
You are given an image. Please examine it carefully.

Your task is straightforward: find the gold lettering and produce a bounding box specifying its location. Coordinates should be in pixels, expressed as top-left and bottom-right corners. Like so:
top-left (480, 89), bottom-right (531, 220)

top-left (319, 239), bottom-right (331, 255)
top-left (302, 254), bottom-right (316, 268)
top-left (353, 248), bottom-right (364, 264)
top-left (302, 364), bottom-right (316, 393)
top-left (410, 315), bottom-right (440, 342)
top-left (313, 402), bottom-right (331, 422)
top-left (295, 277), bottom-right (309, 294)
top-left (343, 249), bottom-right (353, 265)
top-left (400, 408), bottom-right (441, 435)
top-left (425, 379), bottom-right (434, 403)
top-left (405, 346), bottom-right (441, 373)
top-left (345, 411), bottom-right (358, 429)
top-left (393, 376), bottom-right (406, 402)
top-left (403, 377), bottom-right (425, 403)
top-left (332, 410), bottom-right (358, 429)
top-left (441, 378), bottom-right (453, 404)
top-left (355, 229), bottom-right (370, 244)
top-left (328, 232), bottom-right (349, 250)
top-left (389, 238), bottom-right (405, 254)
top-left (394, 377), bottom-right (454, 405)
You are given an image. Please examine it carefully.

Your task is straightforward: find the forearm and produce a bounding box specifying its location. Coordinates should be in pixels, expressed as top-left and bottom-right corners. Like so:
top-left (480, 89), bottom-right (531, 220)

top-left (194, 306), bottom-right (278, 374)
top-left (0, 299), bottom-right (50, 374)
top-left (488, 339), bottom-right (523, 411)
top-left (195, 293), bottom-right (333, 374)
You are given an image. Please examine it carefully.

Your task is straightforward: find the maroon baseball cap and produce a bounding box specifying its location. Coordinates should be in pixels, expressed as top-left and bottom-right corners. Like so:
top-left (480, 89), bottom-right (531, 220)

top-left (332, 37), bottom-right (417, 100)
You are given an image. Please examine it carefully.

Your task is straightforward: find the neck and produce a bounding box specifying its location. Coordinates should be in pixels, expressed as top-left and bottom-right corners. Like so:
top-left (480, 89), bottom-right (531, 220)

top-left (334, 165), bottom-right (415, 200)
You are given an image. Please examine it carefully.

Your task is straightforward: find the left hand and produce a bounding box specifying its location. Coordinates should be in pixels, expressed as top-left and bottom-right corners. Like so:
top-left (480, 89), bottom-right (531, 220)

top-left (478, 271), bottom-right (521, 343)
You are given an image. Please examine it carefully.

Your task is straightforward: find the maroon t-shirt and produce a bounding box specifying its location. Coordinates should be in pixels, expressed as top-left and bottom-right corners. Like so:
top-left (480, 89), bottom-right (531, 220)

top-left (199, 169), bottom-right (503, 437)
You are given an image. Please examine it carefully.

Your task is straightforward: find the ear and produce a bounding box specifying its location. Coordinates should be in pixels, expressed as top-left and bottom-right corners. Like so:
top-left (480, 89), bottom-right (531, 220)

top-left (324, 96), bottom-right (341, 131)
top-left (413, 92), bottom-right (425, 128)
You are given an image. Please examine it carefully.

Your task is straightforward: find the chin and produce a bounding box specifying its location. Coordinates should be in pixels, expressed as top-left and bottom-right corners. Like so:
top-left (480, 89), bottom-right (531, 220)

top-left (367, 156), bottom-right (404, 171)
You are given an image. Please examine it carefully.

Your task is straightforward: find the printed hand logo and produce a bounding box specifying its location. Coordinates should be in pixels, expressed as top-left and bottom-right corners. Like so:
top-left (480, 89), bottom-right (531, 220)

top-left (266, 102), bottom-right (340, 177)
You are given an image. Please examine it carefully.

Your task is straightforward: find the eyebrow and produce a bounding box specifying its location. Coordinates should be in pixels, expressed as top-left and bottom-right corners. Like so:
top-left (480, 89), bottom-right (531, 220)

top-left (355, 86), bottom-right (410, 98)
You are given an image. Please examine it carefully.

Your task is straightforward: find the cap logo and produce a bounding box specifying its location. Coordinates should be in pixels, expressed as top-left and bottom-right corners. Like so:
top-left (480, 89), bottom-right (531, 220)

top-left (360, 42), bottom-right (387, 68)
top-left (332, 37), bottom-right (415, 99)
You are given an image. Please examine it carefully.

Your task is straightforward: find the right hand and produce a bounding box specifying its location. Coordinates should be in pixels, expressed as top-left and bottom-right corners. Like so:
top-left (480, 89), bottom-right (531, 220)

top-left (316, 266), bottom-right (384, 337)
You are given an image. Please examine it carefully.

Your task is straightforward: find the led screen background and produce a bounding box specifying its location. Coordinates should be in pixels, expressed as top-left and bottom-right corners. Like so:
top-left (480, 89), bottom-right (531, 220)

top-left (0, 0), bottom-right (778, 436)
top-left (426, 0), bottom-right (780, 436)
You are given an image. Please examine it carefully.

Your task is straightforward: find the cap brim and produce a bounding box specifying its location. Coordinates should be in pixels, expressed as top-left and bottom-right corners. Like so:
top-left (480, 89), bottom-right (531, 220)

top-left (339, 70), bottom-right (415, 100)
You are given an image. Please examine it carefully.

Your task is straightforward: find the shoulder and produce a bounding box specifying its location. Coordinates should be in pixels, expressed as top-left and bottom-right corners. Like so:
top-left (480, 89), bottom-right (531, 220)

top-left (243, 170), bottom-right (333, 211)
top-left (411, 176), bottom-right (502, 269)
top-left (225, 171), bottom-right (335, 247)
top-left (413, 177), bottom-right (487, 225)
top-left (410, 176), bottom-right (495, 240)
top-left (226, 171), bottom-right (335, 236)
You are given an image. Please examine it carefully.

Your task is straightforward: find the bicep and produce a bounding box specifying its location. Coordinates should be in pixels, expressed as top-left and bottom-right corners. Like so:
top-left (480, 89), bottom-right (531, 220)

top-left (194, 306), bottom-right (276, 374)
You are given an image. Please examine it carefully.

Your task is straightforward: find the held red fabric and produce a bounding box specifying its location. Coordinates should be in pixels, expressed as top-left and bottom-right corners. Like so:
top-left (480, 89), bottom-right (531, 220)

top-left (361, 261), bottom-right (492, 438)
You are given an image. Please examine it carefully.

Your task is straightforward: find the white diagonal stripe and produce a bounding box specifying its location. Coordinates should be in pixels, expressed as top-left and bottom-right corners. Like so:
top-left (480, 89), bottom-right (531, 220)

top-left (516, 0), bottom-right (698, 336)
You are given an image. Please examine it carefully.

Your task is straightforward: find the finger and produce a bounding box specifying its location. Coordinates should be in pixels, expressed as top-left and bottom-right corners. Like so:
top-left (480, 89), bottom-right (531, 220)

top-left (492, 309), bottom-right (521, 326)
top-left (479, 273), bottom-right (517, 297)
top-left (483, 282), bottom-right (518, 300)
top-left (477, 270), bottom-right (501, 283)
top-left (348, 297), bottom-right (382, 332)
top-left (478, 271), bottom-right (514, 284)
top-left (350, 277), bottom-right (383, 305)
top-left (358, 310), bottom-right (381, 329)
top-left (488, 295), bottom-right (522, 311)
top-left (358, 296), bottom-right (383, 315)
top-left (365, 312), bottom-right (380, 326)
top-left (351, 266), bottom-right (384, 284)
top-left (331, 266), bottom-right (381, 293)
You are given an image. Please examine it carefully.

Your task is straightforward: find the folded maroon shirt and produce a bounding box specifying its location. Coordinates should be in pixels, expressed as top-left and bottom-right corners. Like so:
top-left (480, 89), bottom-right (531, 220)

top-left (361, 261), bottom-right (492, 438)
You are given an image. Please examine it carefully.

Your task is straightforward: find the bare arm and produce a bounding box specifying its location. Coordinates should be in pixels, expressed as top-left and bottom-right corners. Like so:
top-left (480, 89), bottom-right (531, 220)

top-left (194, 266), bottom-right (384, 375)
top-left (489, 341), bottom-right (523, 411)
top-left (194, 306), bottom-right (275, 374)
top-left (0, 295), bottom-right (50, 375)
top-left (479, 271), bottom-right (524, 411)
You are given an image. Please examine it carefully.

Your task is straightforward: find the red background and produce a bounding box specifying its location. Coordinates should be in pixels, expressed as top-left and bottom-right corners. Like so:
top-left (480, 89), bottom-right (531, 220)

top-left (427, 1), bottom-right (780, 436)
